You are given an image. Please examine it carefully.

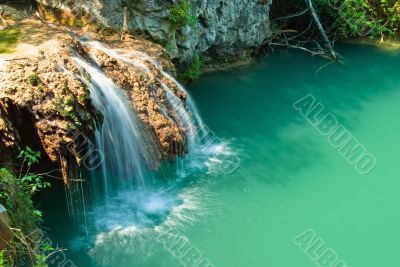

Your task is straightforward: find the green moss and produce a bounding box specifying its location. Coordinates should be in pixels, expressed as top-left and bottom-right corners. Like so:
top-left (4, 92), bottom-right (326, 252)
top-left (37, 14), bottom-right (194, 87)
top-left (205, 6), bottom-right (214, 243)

top-left (98, 24), bottom-right (117, 36)
top-left (74, 19), bottom-right (84, 28)
top-left (85, 74), bottom-right (91, 83)
top-left (78, 93), bottom-right (89, 105)
top-left (77, 95), bottom-right (85, 103)
top-left (0, 27), bottom-right (21, 54)
top-left (63, 82), bottom-right (68, 91)
top-left (63, 96), bottom-right (74, 106)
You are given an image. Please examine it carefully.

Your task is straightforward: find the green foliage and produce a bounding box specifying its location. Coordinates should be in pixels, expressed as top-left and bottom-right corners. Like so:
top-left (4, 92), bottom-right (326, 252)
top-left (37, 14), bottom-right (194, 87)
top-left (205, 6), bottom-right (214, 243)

top-left (313, 0), bottom-right (340, 18)
top-left (0, 251), bottom-right (6, 267)
top-left (168, 0), bottom-right (196, 28)
top-left (17, 147), bottom-right (50, 194)
top-left (296, 0), bottom-right (400, 38)
top-left (2, 147), bottom-right (49, 230)
top-left (62, 104), bottom-right (80, 126)
top-left (21, 173), bottom-right (51, 194)
top-left (28, 73), bottom-right (41, 87)
top-left (77, 86), bottom-right (90, 104)
top-left (18, 146), bottom-right (41, 167)
top-left (0, 27), bottom-right (20, 54)
top-left (30, 242), bottom-right (55, 267)
top-left (0, 168), bottom-right (38, 232)
top-left (54, 88), bottom-right (81, 126)
top-left (180, 54), bottom-right (202, 81)
top-left (33, 243), bottom-right (53, 267)
top-left (63, 95), bottom-right (74, 107)
top-left (333, 0), bottom-right (400, 37)
top-left (0, 147), bottom-right (52, 266)
top-left (84, 72), bottom-right (91, 83)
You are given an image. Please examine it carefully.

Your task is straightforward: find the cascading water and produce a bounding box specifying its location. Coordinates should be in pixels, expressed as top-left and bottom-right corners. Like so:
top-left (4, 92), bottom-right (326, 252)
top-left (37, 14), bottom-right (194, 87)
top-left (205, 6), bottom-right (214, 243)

top-left (82, 41), bottom-right (205, 147)
top-left (66, 44), bottom-right (206, 233)
top-left (71, 55), bottom-right (176, 232)
top-left (82, 41), bottom-right (233, 176)
top-left (73, 57), bottom-right (152, 190)
top-left (62, 42), bottom-right (235, 264)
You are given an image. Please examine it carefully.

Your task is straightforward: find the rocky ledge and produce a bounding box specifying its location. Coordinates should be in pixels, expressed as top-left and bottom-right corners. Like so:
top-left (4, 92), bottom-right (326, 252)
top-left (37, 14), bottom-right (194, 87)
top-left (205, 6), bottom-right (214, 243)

top-left (0, 17), bottom-right (189, 182)
top-left (36, 0), bottom-right (273, 66)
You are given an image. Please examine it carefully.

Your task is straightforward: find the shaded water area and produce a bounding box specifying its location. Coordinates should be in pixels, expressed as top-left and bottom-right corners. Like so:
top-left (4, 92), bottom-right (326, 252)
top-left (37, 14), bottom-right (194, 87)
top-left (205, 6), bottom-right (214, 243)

top-left (39, 44), bottom-right (400, 266)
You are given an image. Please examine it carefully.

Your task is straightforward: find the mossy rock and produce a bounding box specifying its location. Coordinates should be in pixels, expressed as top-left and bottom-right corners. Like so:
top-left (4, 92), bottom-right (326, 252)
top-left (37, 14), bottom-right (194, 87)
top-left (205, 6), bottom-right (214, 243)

top-left (0, 27), bottom-right (21, 54)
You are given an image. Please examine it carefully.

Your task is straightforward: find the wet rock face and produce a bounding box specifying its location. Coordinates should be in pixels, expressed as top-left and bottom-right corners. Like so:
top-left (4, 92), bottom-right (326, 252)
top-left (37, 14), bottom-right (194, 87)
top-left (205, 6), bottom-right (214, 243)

top-left (0, 32), bottom-right (189, 181)
top-left (81, 41), bottom-right (187, 163)
top-left (0, 41), bottom-right (96, 164)
top-left (36, 0), bottom-right (273, 63)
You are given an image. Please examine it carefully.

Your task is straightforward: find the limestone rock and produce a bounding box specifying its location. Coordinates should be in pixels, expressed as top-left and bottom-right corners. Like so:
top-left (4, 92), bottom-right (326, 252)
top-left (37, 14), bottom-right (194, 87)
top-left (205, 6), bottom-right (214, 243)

top-left (36, 0), bottom-right (273, 64)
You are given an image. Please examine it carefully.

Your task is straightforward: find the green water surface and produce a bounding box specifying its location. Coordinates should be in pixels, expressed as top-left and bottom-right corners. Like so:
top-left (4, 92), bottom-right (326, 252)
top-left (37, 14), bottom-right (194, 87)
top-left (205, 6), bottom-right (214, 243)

top-left (40, 44), bottom-right (400, 267)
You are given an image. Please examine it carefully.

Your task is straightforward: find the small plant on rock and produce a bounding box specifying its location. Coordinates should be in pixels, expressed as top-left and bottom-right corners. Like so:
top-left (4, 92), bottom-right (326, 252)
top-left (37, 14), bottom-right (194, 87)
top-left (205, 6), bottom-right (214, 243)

top-left (28, 73), bottom-right (41, 87)
top-left (168, 0), bottom-right (196, 28)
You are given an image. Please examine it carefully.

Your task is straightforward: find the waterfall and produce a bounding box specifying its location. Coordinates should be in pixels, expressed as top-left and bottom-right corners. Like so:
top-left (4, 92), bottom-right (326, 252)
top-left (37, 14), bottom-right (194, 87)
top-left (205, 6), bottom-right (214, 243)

top-left (65, 42), bottom-right (232, 235)
top-left (81, 41), bottom-right (219, 177)
top-left (81, 41), bottom-right (207, 150)
top-left (67, 43), bottom-right (202, 231)
top-left (73, 57), bottom-right (154, 191)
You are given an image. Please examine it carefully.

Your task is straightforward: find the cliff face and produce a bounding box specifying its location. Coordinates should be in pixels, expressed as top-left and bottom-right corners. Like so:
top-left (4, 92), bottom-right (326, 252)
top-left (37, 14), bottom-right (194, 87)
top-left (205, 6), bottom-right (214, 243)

top-left (36, 0), bottom-right (272, 64)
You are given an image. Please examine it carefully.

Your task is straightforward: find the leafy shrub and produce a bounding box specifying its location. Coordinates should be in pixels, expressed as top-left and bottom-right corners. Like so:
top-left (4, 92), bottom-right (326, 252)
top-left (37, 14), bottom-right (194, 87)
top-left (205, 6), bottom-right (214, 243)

top-left (335, 0), bottom-right (400, 37)
top-left (0, 147), bottom-right (52, 266)
top-left (168, 0), bottom-right (196, 28)
top-left (297, 0), bottom-right (400, 38)
top-left (313, 0), bottom-right (339, 18)
top-left (180, 54), bottom-right (202, 81)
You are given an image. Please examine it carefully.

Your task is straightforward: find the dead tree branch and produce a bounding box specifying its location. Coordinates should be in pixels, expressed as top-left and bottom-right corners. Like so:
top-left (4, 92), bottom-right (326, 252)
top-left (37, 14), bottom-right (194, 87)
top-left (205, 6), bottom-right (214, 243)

top-left (305, 0), bottom-right (337, 59)
top-left (267, 0), bottom-right (339, 61)
top-left (271, 7), bottom-right (310, 22)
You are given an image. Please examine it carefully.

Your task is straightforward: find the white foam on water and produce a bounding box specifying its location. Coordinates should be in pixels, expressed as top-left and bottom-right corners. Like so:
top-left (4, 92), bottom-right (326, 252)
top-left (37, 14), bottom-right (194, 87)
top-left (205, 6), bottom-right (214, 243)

top-left (90, 187), bottom-right (182, 231)
top-left (87, 184), bottom-right (217, 266)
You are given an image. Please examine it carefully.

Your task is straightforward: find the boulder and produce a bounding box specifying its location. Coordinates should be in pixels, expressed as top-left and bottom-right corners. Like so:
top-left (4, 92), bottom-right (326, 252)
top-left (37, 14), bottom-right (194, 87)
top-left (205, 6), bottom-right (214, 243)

top-left (0, 204), bottom-right (13, 250)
